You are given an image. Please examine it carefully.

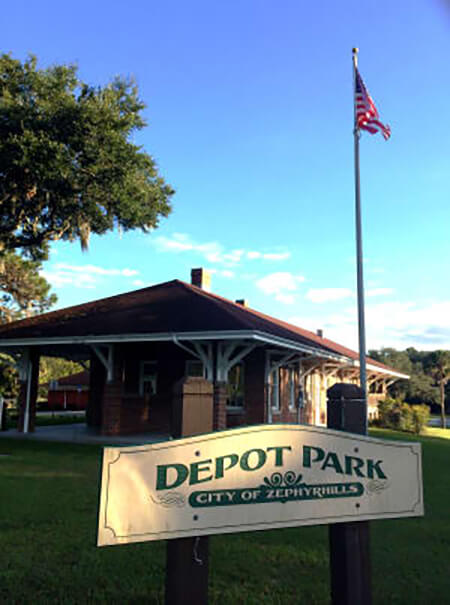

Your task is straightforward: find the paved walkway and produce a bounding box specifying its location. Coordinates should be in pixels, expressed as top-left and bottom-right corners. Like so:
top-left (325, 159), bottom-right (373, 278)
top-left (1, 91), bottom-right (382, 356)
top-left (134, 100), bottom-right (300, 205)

top-left (2, 415), bottom-right (446, 447)
top-left (0, 423), bottom-right (170, 446)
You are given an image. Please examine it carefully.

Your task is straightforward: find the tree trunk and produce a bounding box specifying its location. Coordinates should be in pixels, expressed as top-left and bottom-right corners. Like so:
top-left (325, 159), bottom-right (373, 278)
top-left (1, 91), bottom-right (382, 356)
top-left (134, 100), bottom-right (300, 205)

top-left (440, 380), bottom-right (446, 429)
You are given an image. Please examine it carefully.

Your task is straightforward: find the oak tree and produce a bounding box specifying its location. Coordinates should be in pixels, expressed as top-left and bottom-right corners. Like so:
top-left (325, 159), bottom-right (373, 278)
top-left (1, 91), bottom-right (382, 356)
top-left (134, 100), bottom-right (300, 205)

top-left (0, 252), bottom-right (56, 323)
top-left (0, 54), bottom-right (174, 260)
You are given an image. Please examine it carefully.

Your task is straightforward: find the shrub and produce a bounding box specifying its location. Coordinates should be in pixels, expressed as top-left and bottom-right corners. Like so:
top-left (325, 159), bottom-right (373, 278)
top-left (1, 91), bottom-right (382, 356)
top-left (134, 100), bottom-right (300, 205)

top-left (377, 398), bottom-right (401, 429)
top-left (399, 403), bottom-right (414, 432)
top-left (377, 398), bottom-right (430, 434)
top-left (411, 404), bottom-right (430, 435)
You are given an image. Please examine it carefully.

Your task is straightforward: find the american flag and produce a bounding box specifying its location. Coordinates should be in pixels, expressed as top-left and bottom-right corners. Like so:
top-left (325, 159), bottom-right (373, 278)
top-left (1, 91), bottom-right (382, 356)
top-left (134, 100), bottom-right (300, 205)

top-left (355, 68), bottom-right (391, 140)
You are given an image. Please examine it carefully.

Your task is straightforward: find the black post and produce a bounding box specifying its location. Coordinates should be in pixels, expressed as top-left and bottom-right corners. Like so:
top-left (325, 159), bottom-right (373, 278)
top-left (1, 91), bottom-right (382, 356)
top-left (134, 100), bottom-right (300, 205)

top-left (165, 377), bottom-right (213, 605)
top-left (327, 383), bottom-right (372, 605)
top-left (166, 536), bottom-right (209, 605)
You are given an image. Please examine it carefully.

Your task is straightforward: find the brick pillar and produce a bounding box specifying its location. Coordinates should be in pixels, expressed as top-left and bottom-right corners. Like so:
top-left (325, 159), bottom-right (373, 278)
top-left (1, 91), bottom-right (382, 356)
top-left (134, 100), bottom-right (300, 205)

top-left (327, 383), bottom-right (371, 605)
top-left (244, 348), bottom-right (266, 425)
top-left (213, 381), bottom-right (227, 430)
top-left (86, 353), bottom-right (106, 428)
top-left (18, 348), bottom-right (40, 432)
top-left (100, 346), bottom-right (123, 436)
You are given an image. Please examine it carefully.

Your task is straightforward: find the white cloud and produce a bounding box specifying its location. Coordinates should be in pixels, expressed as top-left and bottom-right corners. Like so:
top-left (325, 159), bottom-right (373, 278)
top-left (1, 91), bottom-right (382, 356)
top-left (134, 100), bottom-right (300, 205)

top-left (288, 300), bottom-right (450, 351)
top-left (305, 288), bottom-right (353, 304)
top-left (155, 232), bottom-right (195, 252)
top-left (221, 270), bottom-right (235, 278)
top-left (223, 249), bottom-right (245, 264)
top-left (41, 263), bottom-right (140, 291)
top-left (256, 272), bottom-right (305, 304)
top-left (40, 270), bottom-right (96, 290)
top-left (257, 272), bottom-right (305, 295)
top-left (154, 234), bottom-right (225, 263)
top-left (153, 234), bottom-right (291, 267)
top-left (132, 279), bottom-right (145, 287)
top-left (207, 268), bottom-right (235, 278)
top-left (55, 263), bottom-right (138, 277)
top-left (262, 252), bottom-right (291, 261)
top-left (365, 301), bottom-right (450, 349)
top-left (246, 251), bottom-right (291, 261)
top-left (122, 268), bottom-right (139, 277)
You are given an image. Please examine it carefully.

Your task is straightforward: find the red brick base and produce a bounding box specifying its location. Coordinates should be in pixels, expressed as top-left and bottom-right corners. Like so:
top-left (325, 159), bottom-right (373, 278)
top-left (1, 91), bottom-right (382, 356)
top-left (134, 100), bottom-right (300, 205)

top-left (213, 382), bottom-right (227, 430)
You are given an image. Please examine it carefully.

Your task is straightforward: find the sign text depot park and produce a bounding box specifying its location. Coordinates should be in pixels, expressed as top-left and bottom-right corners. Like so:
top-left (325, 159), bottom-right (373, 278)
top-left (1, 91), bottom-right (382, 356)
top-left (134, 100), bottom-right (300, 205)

top-left (97, 424), bottom-right (423, 547)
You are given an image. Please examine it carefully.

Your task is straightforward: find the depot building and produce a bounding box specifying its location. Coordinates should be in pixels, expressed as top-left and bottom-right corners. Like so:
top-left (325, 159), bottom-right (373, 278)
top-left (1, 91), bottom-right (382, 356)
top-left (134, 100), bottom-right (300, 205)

top-left (0, 268), bottom-right (407, 436)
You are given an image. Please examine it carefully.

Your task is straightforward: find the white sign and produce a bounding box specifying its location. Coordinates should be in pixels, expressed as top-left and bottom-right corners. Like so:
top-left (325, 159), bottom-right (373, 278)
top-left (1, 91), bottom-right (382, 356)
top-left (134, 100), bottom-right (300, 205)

top-left (97, 424), bottom-right (423, 547)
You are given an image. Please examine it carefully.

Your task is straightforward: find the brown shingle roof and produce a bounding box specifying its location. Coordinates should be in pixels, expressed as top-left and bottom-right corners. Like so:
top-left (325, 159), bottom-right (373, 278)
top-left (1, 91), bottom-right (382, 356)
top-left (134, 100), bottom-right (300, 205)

top-left (0, 279), bottom-right (401, 375)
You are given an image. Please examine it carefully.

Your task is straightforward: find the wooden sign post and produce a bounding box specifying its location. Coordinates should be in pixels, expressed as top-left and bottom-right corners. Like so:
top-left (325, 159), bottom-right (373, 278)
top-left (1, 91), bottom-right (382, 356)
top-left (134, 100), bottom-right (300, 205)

top-left (165, 377), bottom-right (213, 605)
top-left (327, 383), bottom-right (371, 605)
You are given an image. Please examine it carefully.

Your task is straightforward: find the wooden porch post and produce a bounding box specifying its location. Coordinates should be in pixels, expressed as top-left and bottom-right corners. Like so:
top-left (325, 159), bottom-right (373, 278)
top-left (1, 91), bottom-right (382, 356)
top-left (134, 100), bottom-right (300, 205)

top-left (18, 348), bottom-right (40, 433)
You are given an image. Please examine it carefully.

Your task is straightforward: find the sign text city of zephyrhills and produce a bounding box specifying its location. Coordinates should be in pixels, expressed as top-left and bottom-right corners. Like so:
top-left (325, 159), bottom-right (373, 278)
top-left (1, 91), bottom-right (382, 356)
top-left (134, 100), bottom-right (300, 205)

top-left (97, 424), bottom-right (423, 547)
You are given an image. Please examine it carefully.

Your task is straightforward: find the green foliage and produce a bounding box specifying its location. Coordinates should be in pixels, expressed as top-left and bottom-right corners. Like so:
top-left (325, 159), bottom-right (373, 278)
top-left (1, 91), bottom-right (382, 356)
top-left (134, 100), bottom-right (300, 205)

top-left (411, 404), bottom-right (431, 435)
top-left (0, 353), bottom-right (19, 401)
top-left (424, 350), bottom-right (450, 429)
top-left (0, 252), bottom-right (57, 403)
top-left (0, 53), bottom-right (174, 260)
top-left (38, 357), bottom-right (87, 400)
top-left (0, 251), bottom-right (56, 322)
top-left (369, 347), bottom-right (445, 408)
top-left (39, 357), bottom-right (86, 385)
top-left (377, 398), bottom-right (430, 434)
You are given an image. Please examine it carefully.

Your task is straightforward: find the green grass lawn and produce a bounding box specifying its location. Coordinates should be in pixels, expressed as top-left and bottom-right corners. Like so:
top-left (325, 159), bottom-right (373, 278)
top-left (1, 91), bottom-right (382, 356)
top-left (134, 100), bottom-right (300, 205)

top-left (0, 429), bottom-right (448, 604)
top-left (5, 412), bottom-right (86, 429)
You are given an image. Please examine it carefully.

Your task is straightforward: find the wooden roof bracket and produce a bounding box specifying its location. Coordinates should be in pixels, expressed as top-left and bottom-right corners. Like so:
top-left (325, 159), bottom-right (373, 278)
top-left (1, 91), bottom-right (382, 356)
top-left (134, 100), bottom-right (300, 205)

top-left (265, 350), bottom-right (299, 424)
top-left (171, 335), bottom-right (214, 381)
top-left (91, 345), bottom-right (114, 382)
top-left (216, 341), bottom-right (257, 382)
top-left (299, 362), bottom-right (323, 381)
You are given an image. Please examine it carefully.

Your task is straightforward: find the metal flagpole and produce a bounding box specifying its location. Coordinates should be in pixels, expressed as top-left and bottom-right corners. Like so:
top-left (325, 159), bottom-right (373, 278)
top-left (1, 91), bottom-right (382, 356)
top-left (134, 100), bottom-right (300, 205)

top-left (352, 47), bottom-right (368, 434)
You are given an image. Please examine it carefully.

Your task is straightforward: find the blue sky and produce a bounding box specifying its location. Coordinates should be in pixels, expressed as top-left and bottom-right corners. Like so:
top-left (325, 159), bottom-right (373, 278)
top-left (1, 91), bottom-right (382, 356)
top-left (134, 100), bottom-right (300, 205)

top-left (3, 1), bottom-right (450, 351)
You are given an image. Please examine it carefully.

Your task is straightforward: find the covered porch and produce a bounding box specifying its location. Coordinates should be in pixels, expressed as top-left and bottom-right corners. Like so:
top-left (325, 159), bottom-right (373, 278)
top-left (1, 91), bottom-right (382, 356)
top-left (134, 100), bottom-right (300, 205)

top-left (5, 332), bottom-right (400, 437)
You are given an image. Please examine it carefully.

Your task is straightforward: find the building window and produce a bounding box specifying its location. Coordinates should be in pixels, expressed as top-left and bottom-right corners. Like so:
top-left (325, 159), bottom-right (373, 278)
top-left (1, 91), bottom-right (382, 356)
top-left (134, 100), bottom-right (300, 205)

top-left (227, 363), bottom-right (244, 408)
top-left (186, 360), bottom-right (206, 378)
top-left (139, 361), bottom-right (157, 396)
top-left (269, 368), bottom-right (280, 410)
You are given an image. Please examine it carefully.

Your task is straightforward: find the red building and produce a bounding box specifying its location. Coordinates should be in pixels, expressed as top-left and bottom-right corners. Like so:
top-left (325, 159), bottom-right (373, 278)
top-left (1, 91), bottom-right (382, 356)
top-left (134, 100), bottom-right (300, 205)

top-left (46, 370), bottom-right (89, 410)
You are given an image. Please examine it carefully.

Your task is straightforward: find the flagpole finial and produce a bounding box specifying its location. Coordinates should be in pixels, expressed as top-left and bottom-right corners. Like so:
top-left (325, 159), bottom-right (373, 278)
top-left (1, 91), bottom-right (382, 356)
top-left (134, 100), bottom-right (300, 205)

top-left (352, 47), bottom-right (359, 55)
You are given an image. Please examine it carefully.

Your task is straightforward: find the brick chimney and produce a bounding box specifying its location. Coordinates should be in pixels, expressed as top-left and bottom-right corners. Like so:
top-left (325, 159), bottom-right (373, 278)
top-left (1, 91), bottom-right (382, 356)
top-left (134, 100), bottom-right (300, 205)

top-left (191, 268), bottom-right (211, 292)
top-left (235, 299), bottom-right (249, 307)
top-left (316, 329), bottom-right (323, 338)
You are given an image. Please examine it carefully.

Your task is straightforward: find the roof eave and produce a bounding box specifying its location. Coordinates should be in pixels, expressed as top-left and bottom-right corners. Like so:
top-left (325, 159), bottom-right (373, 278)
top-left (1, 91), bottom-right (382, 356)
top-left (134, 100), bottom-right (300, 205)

top-left (0, 329), bottom-right (407, 378)
top-left (0, 329), bottom-right (348, 362)
top-left (365, 361), bottom-right (410, 380)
